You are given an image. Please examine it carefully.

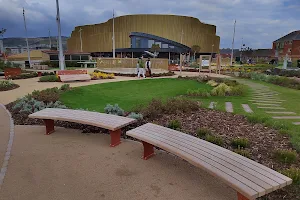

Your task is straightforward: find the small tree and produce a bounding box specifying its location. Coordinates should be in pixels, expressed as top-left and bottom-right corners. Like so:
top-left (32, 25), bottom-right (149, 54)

top-left (191, 45), bottom-right (201, 60)
top-left (0, 28), bottom-right (6, 37)
top-left (151, 44), bottom-right (160, 57)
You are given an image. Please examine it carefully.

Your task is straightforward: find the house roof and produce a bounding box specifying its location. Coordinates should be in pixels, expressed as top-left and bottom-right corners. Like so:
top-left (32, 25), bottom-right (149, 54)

top-left (274, 31), bottom-right (300, 42)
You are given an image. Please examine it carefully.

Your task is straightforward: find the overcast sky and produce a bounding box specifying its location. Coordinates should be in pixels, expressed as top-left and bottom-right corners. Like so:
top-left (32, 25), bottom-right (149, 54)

top-left (1, 0), bottom-right (299, 49)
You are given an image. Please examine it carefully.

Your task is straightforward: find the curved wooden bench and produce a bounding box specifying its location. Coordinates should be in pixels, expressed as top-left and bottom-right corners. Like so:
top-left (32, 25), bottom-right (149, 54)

top-left (29, 108), bottom-right (136, 147)
top-left (126, 123), bottom-right (292, 200)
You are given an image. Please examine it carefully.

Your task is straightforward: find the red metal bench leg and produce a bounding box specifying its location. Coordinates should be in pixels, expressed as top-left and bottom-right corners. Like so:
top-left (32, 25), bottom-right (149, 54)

top-left (142, 141), bottom-right (154, 160)
top-left (238, 193), bottom-right (250, 200)
top-left (109, 129), bottom-right (121, 147)
top-left (43, 119), bottom-right (55, 135)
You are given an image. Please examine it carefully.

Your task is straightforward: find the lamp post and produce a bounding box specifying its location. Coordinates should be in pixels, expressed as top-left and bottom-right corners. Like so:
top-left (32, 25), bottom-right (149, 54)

top-left (56, 0), bottom-right (65, 70)
top-left (112, 10), bottom-right (115, 59)
top-left (49, 29), bottom-right (52, 49)
top-left (23, 8), bottom-right (31, 68)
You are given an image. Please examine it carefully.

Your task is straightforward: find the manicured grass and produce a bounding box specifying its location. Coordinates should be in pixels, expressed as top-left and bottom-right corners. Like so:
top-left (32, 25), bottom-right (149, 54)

top-left (60, 78), bottom-right (212, 112)
top-left (192, 78), bottom-right (300, 151)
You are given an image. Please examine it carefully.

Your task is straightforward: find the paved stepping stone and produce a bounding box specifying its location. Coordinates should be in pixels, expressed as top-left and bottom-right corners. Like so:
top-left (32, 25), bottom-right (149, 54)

top-left (253, 94), bottom-right (278, 98)
top-left (273, 116), bottom-right (300, 119)
top-left (208, 102), bottom-right (216, 109)
top-left (253, 103), bottom-right (281, 106)
top-left (257, 107), bottom-right (285, 110)
top-left (266, 111), bottom-right (296, 114)
top-left (252, 98), bottom-right (283, 101)
top-left (225, 102), bottom-right (233, 113)
top-left (249, 100), bottom-right (283, 103)
top-left (293, 122), bottom-right (300, 125)
top-left (242, 104), bottom-right (253, 113)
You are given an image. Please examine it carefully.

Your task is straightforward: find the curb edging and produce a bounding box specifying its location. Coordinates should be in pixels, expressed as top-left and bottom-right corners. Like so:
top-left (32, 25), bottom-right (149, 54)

top-left (0, 104), bottom-right (14, 190)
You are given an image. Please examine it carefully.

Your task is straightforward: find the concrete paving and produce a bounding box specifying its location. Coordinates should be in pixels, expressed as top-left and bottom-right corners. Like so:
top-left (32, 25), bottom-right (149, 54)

top-left (266, 111), bottom-right (296, 114)
top-left (272, 116), bottom-right (300, 119)
top-left (225, 102), bottom-right (233, 113)
top-left (0, 125), bottom-right (235, 200)
top-left (242, 104), bottom-right (253, 113)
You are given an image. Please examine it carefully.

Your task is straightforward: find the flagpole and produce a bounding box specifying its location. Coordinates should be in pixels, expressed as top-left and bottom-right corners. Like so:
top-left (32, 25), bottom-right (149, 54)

top-left (112, 10), bottom-right (115, 59)
top-left (56, 0), bottom-right (65, 70)
top-left (230, 20), bottom-right (236, 66)
top-left (79, 28), bottom-right (83, 52)
top-left (23, 8), bottom-right (31, 68)
top-left (49, 29), bottom-right (52, 49)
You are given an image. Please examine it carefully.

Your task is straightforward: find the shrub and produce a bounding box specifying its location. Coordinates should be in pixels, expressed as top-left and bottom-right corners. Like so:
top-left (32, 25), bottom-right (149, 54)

top-left (207, 80), bottom-right (218, 87)
top-left (274, 149), bottom-right (297, 164)
top-left (230, 85), bottom-right (247, 96)
top-left (231, 138), bottom-right (249, 149)
top-left (211, 83), bottom-right (232, 96)
top-left (39, 75), bottom-right (59, 82)
top-left (196, 128), bottom-right (211, 138)
top-left (167, 120), bottom-right (181, 130)
top-left (246, 114), bottom-right (270, 124)
top-left (12, 97), bottom-right (67, 114)
top-left (234, 148), bottom-right (251, 158)
top-left (90, 72), bottom-right (115, 80)
top-left (127, 112), bottom-right (143, 120)
top-left (60, 84), bottom-right (71, 91)
top-left (186, 89), bottom-right (211, 97)
top-left (104, 104), bottom-right (124, 116)
top-left (31, 87), bottom-right (61, 103)
top-left (205, 134), bottom-right (223, 146)
top-left (141, 98), bottom-right (199, 119)
top-left (11, 73), bottom-right (38, 80)
top-left (0, 80), bottom-right (19, 91)
top-left (281, 168), bottom-right (300, 185)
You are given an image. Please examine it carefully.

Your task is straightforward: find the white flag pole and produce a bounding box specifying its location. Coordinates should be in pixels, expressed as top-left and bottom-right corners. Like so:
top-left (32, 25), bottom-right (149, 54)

top-left (230, 20), bottom-right (236, 66)
top-left (112, 10), bottom-right (115, 59)
top-left (23, 8), bottom-right (31, 68)
top-left (56, 0), bottom-right (65, 70)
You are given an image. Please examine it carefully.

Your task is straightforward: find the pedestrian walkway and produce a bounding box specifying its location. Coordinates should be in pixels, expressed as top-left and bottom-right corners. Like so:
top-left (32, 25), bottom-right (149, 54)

top-left (0, 104), bottom-right (14, 188)
top-left (237, 79), bottom-right (300, 126)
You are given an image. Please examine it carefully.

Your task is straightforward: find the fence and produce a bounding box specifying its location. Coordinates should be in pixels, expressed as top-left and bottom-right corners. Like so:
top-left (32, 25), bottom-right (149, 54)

top-left (97, 58), bottom-right (169, 70)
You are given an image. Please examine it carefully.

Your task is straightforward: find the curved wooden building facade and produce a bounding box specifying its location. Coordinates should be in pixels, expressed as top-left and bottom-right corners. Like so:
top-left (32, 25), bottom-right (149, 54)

top-left (67, 14), bottom-right (220, 53)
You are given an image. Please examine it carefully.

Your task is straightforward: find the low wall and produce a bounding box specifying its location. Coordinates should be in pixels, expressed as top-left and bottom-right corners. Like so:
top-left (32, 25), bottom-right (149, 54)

top-left (97, 58), bottom-right (169, 70)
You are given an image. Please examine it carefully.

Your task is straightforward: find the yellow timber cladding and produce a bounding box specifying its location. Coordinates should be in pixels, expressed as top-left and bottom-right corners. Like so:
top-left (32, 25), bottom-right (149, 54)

top-left (67, 14), bottom-right (220, 53)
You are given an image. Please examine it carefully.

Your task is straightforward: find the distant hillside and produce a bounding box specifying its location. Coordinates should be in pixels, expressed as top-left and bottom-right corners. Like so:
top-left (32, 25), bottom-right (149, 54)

top-left (2, 36), bottom-right (68, 49)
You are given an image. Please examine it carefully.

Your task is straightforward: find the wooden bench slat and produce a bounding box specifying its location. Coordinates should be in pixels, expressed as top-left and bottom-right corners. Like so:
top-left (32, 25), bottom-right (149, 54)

top-left (132, 130), bottom-right (267, 197)
top-left (141, 124), bottom-right (288, 187)
top-left (128, 130), bottom-right (259, 199)
top-left (29, 108), bottom-right (136, 131)
top-left (135, 128), bottom-right (278, 192)
top-left (139, 123), bottom-right (291, 185)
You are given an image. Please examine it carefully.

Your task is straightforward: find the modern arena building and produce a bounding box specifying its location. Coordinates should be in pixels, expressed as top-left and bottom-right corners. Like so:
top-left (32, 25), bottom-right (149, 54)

top-left (67, 14), bottom-right (220, 59)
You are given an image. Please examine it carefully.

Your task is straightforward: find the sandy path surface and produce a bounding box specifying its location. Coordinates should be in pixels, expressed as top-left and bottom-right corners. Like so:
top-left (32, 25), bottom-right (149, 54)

top-left (0, 125), bottom-right (235, 200)
top-left (0, 106), bottom-right (9, 169)
top-left (0, 76), bottom-right (137, 105)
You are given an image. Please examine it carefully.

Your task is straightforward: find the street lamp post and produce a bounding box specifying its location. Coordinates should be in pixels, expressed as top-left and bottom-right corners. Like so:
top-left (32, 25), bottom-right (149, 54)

top-left (79, 28), bottom-right (83, 52)
top-left (23, 8), bottom-right (31, 68)
top-left (56, 0), bottom-right (65, 70)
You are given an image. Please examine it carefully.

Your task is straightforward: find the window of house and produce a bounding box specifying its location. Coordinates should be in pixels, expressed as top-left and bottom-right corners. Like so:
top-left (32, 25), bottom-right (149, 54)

top-left (162, 43), bottom-right (168, 48)
top-left (136, 37), bottom-right (141, 48)
top-left (288, 48), bottom-right (292, 53)
top-left (71, 55), bottom-right (80, 60)
top-left (155, 42), bottom-right (161, 48)
top-left (289, 41), bottom-right (293, 44)
top-left (148, 40), bottom-right (155, 48)
top-left (65, 55), bottom-right (70, 60)
top-left (81, 55), bottom-right (89, 60)
top-left (50, 55), bottom-right (59, 60)
top-left (169, 46), bottom-right (174, 48)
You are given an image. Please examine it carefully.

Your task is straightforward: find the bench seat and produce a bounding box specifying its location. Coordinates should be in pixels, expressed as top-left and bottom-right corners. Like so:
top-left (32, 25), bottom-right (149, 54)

top-left (59, 74), bottom-right (91, 82)
top-left (126, 123), bottom-right (292, 200)
top-left (29, 108), bottom-right (136, 147)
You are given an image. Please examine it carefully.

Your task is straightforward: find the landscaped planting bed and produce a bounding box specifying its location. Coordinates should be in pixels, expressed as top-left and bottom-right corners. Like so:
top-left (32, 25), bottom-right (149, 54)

top-left (0, 80), bottom-right (20, 91)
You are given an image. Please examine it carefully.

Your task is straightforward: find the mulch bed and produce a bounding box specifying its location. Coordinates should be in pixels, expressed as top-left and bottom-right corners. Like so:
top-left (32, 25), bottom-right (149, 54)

top-left (5, 102), bottom-right (299, 200)
top-left (0, 84), bottom-right (20, 91)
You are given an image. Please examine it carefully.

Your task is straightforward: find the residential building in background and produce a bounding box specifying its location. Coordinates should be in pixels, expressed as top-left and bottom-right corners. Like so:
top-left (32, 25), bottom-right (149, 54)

top-left (273, 30), bottom-right (300, 61)
top-left (67, 14), bottom-right (220, 59)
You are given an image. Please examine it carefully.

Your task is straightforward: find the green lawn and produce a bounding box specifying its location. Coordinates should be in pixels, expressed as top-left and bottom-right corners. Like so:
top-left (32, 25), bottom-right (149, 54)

top-left (60, 78), bottom-right (212, 112)
top-left (60, 77), bottom-right (300, 150)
